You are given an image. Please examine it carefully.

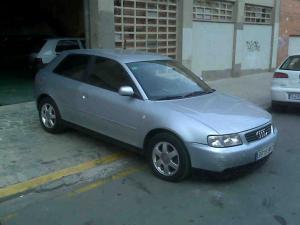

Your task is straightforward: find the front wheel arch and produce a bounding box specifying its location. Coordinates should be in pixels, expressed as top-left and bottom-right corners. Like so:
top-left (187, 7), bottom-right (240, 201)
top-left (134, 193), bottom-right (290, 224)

top-left (143, 128), bottom-right (185, 151)
top-left (145, 131), bottom-right (192, 181)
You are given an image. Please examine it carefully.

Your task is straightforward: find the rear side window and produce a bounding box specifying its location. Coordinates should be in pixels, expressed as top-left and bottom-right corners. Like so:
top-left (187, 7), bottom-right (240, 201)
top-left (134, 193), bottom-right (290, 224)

top-left (281, 56), bottom-right (300, 71)
top-left (55, 40), bottom-right (80, 52)
top-left (53, 54), bottom-right (90, 81)
top-left (87, 57), bottom-right (132, 92)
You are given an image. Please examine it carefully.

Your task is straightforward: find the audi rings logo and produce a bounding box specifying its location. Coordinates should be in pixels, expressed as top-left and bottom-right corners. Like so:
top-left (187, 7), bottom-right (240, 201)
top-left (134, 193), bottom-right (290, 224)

top-left (256, 129), bottom-right (268, 139)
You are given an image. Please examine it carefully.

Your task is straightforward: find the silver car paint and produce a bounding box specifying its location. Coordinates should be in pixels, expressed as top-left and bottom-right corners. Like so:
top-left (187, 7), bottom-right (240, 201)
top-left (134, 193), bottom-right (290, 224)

top-left (35, 49), bottom-right (278, 171)
top-left (187, 125), bottom-right (278, 172)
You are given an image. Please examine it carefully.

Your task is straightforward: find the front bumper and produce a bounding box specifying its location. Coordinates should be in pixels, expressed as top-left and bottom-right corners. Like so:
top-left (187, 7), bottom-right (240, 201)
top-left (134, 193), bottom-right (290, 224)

top-left (271, 86), bottom-right (300, 104)
top-left (186, 127), bottom-right (278, 172)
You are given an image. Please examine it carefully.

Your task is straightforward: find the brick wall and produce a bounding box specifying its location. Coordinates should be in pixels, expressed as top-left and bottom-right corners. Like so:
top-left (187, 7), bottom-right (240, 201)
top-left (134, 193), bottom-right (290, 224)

top-left (278, 0), bottom-right (300, 65)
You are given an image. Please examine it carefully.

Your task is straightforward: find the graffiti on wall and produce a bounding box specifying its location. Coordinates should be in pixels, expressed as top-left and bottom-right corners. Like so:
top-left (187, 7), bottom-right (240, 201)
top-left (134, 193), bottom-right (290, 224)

top-left (246, 41), bottom-right (260, 52)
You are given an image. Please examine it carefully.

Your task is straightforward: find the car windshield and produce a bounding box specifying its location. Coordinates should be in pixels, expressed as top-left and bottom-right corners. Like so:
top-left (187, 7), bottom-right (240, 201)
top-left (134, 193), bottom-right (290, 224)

top-left (127, 60), bottom-right (213, 100)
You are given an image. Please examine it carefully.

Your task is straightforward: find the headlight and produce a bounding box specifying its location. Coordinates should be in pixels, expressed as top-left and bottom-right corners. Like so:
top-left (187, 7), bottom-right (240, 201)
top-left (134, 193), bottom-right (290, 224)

top-left (271, 124), bottom-right (275, 133)
top-left (207, 134), bottom-right (242, 148)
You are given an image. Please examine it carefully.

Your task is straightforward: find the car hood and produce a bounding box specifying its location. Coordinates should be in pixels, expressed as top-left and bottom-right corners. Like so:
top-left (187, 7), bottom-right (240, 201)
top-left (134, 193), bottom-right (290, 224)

top-left (159, 92), bottom-right (271, 134)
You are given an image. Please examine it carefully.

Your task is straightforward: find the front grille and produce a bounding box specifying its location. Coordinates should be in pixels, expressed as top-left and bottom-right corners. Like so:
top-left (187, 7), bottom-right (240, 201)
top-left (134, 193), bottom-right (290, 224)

top-left (245, 124), bottom-right (272, 143)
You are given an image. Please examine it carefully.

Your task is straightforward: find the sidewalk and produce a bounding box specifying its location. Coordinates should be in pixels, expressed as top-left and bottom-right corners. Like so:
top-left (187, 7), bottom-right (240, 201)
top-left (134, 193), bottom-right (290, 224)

top-left (207, 72), bottom-right (273, 109)
top-left (0, 102), bottom-right (139, 201)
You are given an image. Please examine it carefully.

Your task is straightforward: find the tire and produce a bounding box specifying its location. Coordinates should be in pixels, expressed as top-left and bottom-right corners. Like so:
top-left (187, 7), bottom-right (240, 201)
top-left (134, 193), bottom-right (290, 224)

top-left (146, 133), bottom-right (191, 182)
top-left (38, 97), bottom-right (65, 134)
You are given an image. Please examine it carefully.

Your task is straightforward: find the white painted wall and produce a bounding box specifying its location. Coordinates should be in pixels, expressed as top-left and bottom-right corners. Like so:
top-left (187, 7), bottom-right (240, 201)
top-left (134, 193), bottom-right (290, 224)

top-left (288, 37), bottom-right (300, 55)
top-left (236, 25), bottom-right (272, 70)
top-left (191, 22), bottom-right (234, 76)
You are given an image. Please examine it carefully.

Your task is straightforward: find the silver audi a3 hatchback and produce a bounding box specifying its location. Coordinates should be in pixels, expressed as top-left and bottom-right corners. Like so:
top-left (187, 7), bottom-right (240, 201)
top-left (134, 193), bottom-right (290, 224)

top-left (35, 49), bottom-right (278, 181)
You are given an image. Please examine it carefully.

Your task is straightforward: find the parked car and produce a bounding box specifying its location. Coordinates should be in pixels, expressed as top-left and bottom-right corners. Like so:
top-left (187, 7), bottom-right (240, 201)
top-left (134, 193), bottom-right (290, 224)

top-left (272, 54), bottom-right (300, 110)
top-left (0, 35), bottom-right (56, 68)
top-left (29, 37), bottom-right (85, 70)
top-left (35, 49), bottom-right (278, 181)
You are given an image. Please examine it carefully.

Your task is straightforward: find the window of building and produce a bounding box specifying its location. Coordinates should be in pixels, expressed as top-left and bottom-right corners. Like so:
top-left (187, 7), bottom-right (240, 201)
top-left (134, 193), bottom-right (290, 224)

top-left (53, 54), bottom-right (90, 81)
top-left (114, 0), bottom-right (177, 58)
top-left (193, 0), bottom-right (234, 22)
top-left (244, 4), bottom-right (272, 24)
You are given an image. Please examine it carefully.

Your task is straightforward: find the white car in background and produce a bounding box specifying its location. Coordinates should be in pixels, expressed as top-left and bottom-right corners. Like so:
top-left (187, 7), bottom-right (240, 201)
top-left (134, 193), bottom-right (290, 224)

top-left (271, 54), bottom-right (300, 110)
top-left (29, 38), bottom-right (85, 70)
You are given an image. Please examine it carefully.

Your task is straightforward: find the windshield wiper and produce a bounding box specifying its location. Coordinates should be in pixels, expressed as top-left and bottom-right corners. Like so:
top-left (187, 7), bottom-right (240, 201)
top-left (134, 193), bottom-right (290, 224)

top-left (183, 91), bottom-right (207, 98)
top-left (183, 89), bottom-right (216, 98)
top-left (154, 95), bottom-right (185, 101)
top-left (154, 89), bottom-right (215, 101)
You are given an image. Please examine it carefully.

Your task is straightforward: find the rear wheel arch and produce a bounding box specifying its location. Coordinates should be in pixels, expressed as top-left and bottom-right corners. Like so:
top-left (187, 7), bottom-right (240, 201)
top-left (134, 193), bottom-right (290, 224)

top-left (37, 94), bottom-right (54, 108)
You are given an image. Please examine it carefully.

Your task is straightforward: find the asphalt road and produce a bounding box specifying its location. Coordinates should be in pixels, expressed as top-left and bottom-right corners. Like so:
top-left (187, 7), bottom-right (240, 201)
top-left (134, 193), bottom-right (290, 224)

top-left (0, 108), bottom-right (300, 225)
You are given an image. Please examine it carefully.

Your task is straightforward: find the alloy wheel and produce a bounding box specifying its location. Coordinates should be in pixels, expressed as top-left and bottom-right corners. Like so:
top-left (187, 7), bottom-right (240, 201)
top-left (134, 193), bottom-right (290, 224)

top-left (152, 141), bottom-right (180, 176)
top-left (41, 103), bottom-right (56, 129)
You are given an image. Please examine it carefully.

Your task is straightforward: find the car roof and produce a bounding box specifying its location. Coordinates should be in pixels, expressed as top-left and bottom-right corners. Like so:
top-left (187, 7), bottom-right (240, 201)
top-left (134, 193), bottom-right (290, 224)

top-left (64, 48), bottom-right (171, 63)
top-left (289, 53), bottom-right (300, 57)
top-left (47, 37), bottom-right (84, 41)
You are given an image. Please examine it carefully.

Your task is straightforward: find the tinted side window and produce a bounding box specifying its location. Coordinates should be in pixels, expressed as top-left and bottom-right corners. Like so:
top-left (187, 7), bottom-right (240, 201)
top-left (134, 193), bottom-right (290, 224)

top-left (53, 54), bottom-right (90, 81)
top-left (55, 40), bottom-right (80, 52)
top-left (87, 57), bottom-right (132, 92)
top-left (281, 56), bottom-right (300, 71)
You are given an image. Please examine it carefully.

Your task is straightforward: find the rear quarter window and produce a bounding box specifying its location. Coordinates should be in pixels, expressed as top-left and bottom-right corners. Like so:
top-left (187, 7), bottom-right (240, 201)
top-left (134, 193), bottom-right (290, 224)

top-left (280, 56), bottom-right (300, 71)
top-left (53, 54), bottom-right (90, 81)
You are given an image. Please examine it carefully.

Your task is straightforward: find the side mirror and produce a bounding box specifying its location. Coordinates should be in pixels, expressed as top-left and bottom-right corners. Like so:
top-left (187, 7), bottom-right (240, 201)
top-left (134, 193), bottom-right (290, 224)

top-left (118, 86), bottom-right (134, 97)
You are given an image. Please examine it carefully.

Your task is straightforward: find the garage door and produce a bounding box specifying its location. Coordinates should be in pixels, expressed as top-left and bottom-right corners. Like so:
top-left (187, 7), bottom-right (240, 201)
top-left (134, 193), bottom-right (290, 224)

top-left (114, 0), bottom-right (177, 58)
top-left (288, 36), bottom-right (300, 56)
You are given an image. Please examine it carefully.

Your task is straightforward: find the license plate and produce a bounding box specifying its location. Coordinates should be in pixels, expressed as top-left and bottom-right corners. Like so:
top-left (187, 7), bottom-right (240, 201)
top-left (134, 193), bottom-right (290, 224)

top-left (289, 92), bottom-right (300, 100)
top-left (256, 145), bottom-right (273, 160)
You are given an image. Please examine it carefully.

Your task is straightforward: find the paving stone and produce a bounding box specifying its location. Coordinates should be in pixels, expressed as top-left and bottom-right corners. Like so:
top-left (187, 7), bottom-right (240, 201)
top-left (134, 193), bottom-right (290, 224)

top-left (0, 102), bottom-right (121, 188)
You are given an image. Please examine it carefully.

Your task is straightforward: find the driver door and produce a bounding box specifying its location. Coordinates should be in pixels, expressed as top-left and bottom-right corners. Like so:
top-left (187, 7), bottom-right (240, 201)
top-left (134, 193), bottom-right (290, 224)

top-left (78, 56), bottom-right (145, 146)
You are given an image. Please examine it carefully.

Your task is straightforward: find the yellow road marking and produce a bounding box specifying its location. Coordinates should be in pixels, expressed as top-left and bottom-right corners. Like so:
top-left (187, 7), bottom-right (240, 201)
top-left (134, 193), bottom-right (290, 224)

top-left (69, 165), bottom-right (146, 197)
top-left (0, 151), bottom-right (130, 200)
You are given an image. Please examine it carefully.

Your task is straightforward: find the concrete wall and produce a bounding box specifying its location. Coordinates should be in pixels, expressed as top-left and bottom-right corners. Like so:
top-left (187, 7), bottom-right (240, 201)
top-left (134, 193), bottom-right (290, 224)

top-left (181, 0), bottom-right (280, 79)
top-left (180, 0), bottom-right (193, 69)
top-left (86, 0), bottom-right (280, 80)
top-left (272, 20), bottom-right (280, 68)
top-left (191, 22), bottom-right (234, 79)
top-left (235, 25), bottom-right (272, 71)
top-left (85, 0), bottom-right (115, 48)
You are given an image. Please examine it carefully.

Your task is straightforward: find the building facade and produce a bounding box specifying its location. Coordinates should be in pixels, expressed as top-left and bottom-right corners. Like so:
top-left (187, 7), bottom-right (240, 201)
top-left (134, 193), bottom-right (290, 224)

top-left (277, 0), bottom-right (300, 65)
top-left (84, 0), bottom-right (280, 80)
